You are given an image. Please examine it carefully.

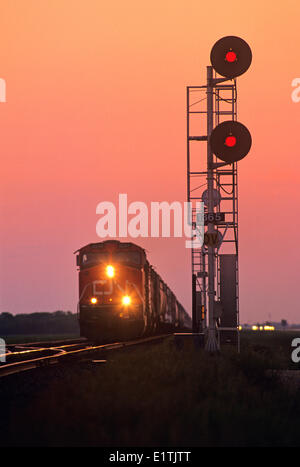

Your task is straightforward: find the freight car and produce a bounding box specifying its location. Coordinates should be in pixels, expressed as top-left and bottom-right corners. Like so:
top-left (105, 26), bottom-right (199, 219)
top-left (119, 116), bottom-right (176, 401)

top-left (75, 240), bottom-right (191, 342)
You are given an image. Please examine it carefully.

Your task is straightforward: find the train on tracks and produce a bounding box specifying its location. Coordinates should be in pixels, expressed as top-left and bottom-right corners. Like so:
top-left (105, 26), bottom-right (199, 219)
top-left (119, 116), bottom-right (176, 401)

top-left (75, 240), bottom-right (191, 342)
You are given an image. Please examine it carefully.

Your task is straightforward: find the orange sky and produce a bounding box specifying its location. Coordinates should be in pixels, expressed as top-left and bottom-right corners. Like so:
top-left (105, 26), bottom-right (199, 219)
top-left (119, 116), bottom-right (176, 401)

top-left (0, 0), bottom-right (299, 323)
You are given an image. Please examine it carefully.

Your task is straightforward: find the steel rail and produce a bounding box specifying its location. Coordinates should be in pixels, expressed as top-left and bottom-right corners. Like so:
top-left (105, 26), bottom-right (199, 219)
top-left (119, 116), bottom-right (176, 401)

top-left (0, 341), bottom-right (94, 361)
top-left (0, 334), bottom-right (172, 378)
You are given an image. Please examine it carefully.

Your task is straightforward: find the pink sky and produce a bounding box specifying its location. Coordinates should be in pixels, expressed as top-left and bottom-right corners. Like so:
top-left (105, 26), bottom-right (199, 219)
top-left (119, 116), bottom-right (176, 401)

top-left (0, 0), bottom-right (299, 323)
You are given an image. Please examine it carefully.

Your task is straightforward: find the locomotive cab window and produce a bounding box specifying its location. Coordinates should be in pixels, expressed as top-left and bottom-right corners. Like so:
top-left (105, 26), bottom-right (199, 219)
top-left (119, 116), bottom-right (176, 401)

top-left (81, 252), bottom-right (108, 266)
top-left (114, 251), bottom-right (141, 265)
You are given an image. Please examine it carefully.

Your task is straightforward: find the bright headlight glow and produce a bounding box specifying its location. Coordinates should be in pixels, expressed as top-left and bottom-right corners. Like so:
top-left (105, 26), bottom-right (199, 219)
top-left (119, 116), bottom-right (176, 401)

top-left (122, 295), bottom-right (131, 306)
top-left (106, 265), bottom-right (115, 278)
top-left (90, 297), bottom-right (98, 304)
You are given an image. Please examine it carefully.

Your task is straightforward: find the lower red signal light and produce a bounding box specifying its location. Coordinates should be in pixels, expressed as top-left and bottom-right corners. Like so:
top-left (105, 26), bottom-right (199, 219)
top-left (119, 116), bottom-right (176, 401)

top-left (225, 51), bottom-right (237, 62)
top-left (225, 135), bottom-right (237, 147)
top-left (209, 120), bottom-right (252, 163)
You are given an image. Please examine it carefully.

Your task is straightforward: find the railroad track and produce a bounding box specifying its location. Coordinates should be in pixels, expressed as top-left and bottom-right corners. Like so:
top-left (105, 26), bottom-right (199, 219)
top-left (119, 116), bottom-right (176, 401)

top-left (7, 336), bottom-right (88, 351)
top-left (0, 334), bottom-right (172, 378)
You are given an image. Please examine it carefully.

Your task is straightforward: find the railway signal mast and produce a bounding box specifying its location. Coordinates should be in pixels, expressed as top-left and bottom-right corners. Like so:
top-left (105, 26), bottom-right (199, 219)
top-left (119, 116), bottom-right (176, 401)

top-left (187, 36), bottom-right (252, 352)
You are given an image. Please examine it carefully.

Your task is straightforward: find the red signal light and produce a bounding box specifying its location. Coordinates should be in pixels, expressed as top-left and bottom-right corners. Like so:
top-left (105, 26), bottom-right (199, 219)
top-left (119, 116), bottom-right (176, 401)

top-left (225, 51), bottom-right (237, 62)
top-left (225, 135), bottom-right (237, 147)
top-left (209, 120), bottom-right (252, 163)
top-left (210, 36), bottom-right (252, 78)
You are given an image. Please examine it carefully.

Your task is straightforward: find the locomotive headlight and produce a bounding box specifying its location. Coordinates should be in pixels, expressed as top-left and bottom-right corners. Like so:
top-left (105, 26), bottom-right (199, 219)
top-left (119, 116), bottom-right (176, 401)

top-left (90, 297), bottom-right (98, 304)
top-left (122, 295), bottom-right (131, 306)
top-left (106, 265), bottom-right (115, 278)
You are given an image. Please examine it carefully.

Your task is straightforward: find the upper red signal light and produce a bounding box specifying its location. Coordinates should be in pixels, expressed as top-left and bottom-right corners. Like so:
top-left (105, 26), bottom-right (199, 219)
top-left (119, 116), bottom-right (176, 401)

top-left (210, 36), bottom-right (252, 78)
top-left (225, 51), bottom-right (237, 63)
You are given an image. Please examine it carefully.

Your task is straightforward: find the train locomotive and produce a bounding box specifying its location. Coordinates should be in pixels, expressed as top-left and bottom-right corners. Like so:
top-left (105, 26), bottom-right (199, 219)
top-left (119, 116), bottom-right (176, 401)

top-left (75, 240), bottom-right (191, 342)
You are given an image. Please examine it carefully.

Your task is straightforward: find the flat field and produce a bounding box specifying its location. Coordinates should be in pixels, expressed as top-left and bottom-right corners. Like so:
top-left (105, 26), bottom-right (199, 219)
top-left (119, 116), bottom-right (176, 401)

top-left (1, 331), bottom-right (300, 447)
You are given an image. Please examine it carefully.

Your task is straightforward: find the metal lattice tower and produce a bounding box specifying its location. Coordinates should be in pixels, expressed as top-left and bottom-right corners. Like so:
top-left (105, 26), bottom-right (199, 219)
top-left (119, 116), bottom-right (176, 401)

top-left (187, 70), bottom-right (239, 351)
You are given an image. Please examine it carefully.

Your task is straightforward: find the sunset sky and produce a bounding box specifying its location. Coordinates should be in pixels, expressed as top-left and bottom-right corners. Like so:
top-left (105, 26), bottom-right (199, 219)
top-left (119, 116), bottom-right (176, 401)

top-left (0, 0), bottom-right (299, 324)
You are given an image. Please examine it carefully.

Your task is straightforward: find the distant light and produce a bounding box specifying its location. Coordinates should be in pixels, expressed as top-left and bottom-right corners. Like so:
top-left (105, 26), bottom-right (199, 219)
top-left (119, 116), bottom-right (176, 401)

top-left (252, 324), bottom-right (275, 331)
top-left (225, 51), bottom-right (237, 63)
top-left (90, 297), bottom-right (98, 304)
top-left (238, 325), bottom-right (242, 331)
top-left (122, 295), bottom-right (131, 306)
top-left (225, 135), bottom-right (237, 147)
top-left (106, 265), bottom-right (115, 278)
